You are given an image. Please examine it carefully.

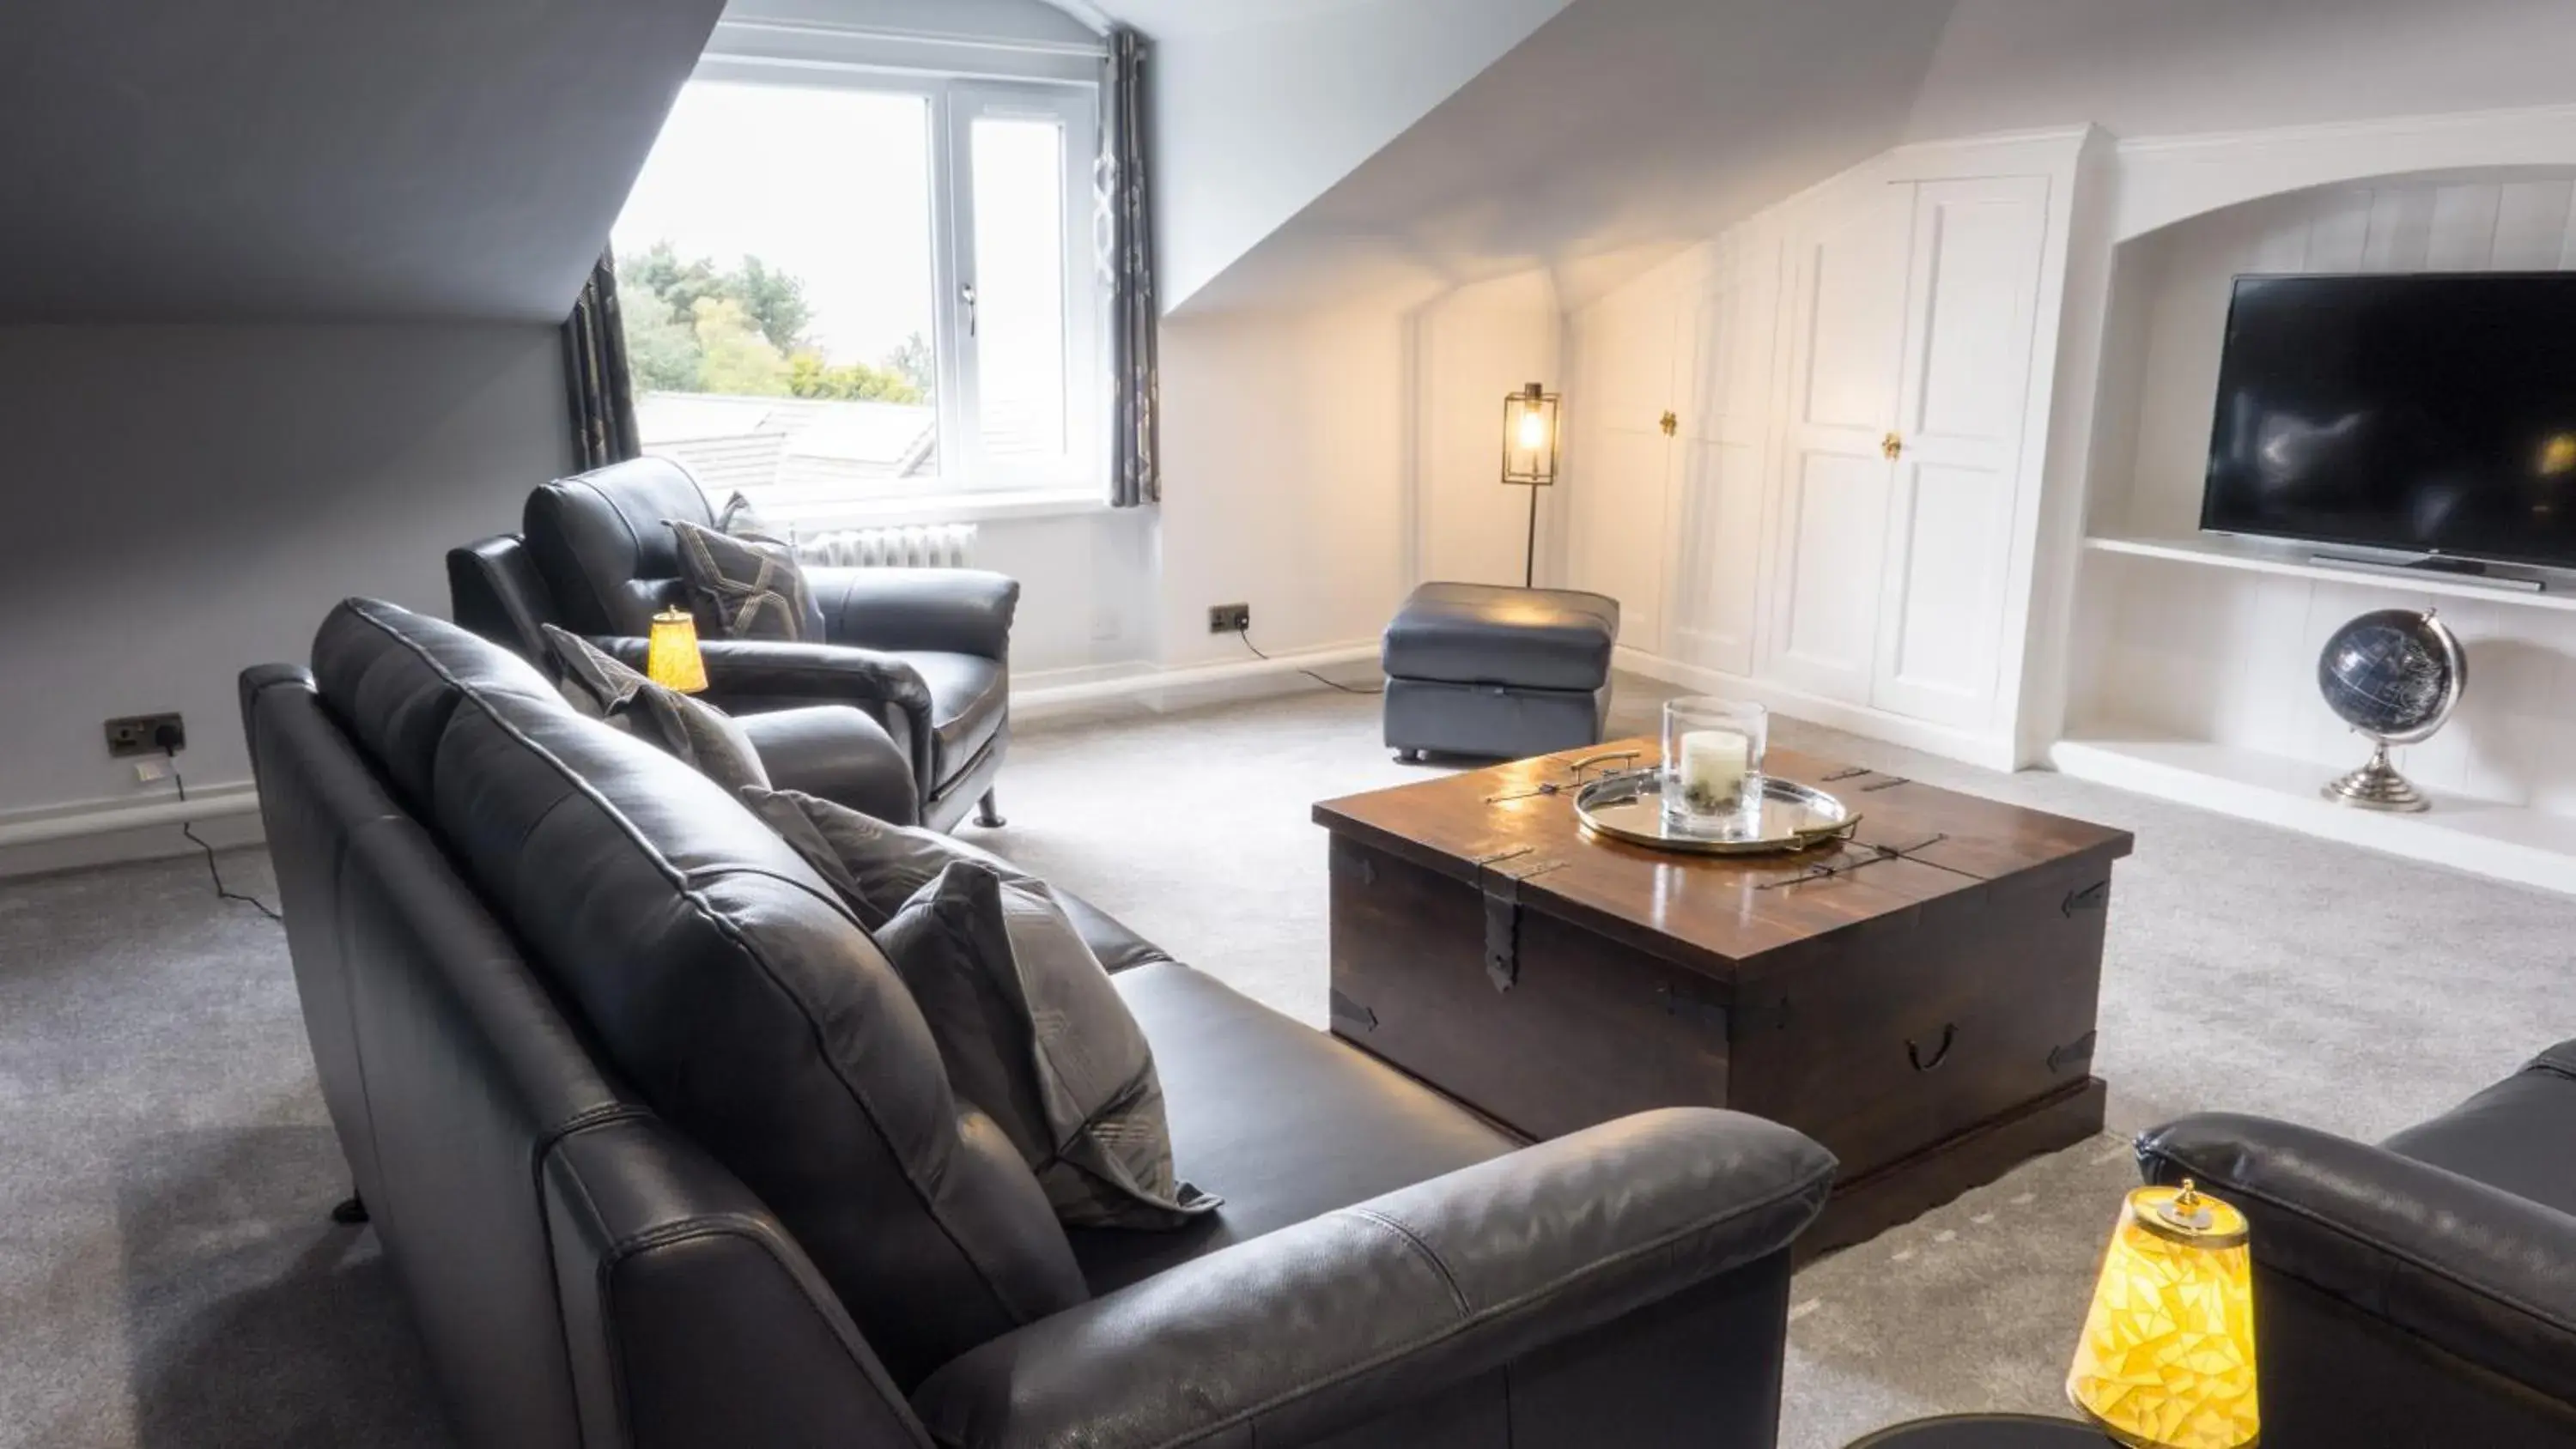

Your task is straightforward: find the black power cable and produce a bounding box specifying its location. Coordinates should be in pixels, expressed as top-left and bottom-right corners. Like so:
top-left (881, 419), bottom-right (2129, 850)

top-left (1235, 628), bottom-right (1383, 695)
top-left (167, 748), bottom-right (283, 923)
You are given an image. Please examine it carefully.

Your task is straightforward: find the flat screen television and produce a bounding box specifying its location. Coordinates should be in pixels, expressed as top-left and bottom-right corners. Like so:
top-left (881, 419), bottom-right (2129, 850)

top-left (2202, 271), bottom-right (2576, 572)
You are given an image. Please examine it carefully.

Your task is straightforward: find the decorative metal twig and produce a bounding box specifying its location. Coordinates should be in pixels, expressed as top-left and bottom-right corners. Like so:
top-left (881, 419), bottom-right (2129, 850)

top-left (1756, 834), bottom-right (1953, 890)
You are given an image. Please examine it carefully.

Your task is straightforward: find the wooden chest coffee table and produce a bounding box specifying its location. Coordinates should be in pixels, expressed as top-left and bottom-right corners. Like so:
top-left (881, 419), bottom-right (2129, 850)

top-left (1315, 741), bottom-right (2131, 1259)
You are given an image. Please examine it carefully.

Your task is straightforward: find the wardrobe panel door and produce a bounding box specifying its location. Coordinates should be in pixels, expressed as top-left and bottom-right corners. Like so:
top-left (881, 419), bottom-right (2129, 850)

top-left (1764, 183), bottom-right (1912, 700)
top-left (1566, 425), bottom-right (1674, 640)
top-left (1568, 280), bottom-right (1682, 646)
top-left (1874, 176), bottom-right (2047, 728)
top-left (1772, 449), bottom-right (1893, 701)
top-left (1671, 231), bottom-right (1783, 676)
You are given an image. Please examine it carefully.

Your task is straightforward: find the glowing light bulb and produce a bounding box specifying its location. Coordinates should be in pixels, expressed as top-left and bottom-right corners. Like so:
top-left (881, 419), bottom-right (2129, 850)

top-left (1516, 406), bottom-right (1549, 452)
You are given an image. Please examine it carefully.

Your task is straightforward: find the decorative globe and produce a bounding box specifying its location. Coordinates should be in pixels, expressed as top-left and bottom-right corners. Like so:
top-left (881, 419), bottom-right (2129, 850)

top-left (2316, 608), bottom-right (2464, 745)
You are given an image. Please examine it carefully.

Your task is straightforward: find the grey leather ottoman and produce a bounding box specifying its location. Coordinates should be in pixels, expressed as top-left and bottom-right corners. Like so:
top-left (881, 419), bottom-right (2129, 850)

top-left (1381, 582), bottom-right (1619, 761)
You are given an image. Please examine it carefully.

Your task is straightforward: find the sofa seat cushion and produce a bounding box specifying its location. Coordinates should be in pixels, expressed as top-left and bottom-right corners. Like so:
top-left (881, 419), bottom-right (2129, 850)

top-left (1066, 961), bottom-right (1519, 1295)
top-left (1381, 582), bottom-right (1619, 691)
top-left (2381, 1046), bottom-right (2576, 1212)
top-left (905, 650), bottom-right (1007, 777)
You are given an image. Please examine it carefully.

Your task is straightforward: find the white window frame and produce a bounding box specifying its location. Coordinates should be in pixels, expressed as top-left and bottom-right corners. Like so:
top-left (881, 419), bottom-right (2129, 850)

top-left (671, 31), bottom-right (1103, 506)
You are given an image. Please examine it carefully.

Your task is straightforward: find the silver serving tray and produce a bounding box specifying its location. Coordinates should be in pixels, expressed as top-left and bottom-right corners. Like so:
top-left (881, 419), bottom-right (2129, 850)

top-left (1572, 770), bottom-right (1859, 856)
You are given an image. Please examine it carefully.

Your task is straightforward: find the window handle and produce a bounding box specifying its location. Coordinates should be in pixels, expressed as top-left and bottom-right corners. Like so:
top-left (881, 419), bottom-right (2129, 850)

top-left (960, 282), bottom-right (978, 338)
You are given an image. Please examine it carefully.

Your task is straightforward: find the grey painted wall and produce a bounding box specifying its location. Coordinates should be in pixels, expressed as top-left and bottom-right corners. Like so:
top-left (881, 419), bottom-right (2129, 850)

top-left (0, 0), bottom-right (723, 323)
top-left (0, 324), bottom-right (568, 820)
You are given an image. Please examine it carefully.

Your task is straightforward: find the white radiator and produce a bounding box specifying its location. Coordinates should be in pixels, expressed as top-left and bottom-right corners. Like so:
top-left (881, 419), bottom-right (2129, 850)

top-left (795, 523), bottom-right (979, 570)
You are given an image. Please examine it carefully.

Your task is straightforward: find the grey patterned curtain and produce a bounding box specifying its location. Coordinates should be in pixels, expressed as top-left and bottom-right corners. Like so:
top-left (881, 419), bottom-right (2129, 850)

top-left (1096, 27), bottom-right (1159, 506)
top-left (562, 249), bottom-right (641, 471)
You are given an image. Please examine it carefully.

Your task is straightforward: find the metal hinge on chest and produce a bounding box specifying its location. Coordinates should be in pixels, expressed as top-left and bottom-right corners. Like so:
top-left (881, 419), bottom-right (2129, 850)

top-left (1477, 846), bottom-right (1565, 992)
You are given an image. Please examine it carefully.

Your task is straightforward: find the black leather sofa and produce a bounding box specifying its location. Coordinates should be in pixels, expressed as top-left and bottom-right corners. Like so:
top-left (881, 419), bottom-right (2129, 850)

top-left (241, 597), bottom-right (1840, 1449)
top-left (2141, 1044), bottom-right (2576, 1447)
top-left (447, 457), bottom-right (1016, 832)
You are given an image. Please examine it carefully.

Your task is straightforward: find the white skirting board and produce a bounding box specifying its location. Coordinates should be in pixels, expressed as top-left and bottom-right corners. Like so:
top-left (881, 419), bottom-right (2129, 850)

top-left (1611, 647), bottom-right (2022, 773)
top-left (2050, 734), bottom-right (2576, 898)
top-left (0, 783), bottom-right (264, 880)
top-left (1011, 641), bottom-right (1382, 719)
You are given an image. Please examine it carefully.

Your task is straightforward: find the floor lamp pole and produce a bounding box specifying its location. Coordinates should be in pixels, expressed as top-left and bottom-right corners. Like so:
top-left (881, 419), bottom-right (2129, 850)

top-left (1522, 483), bottom-right (1539, 589)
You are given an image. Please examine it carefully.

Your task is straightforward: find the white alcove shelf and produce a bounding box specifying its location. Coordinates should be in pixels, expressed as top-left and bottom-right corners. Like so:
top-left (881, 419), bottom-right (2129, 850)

top-left (2057, 162), bottom-right (2576, 895)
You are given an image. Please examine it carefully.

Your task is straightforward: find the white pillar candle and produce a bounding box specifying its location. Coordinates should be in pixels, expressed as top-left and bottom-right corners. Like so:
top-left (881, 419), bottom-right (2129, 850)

top-left (1679, 729), bottom-right (1751, 812)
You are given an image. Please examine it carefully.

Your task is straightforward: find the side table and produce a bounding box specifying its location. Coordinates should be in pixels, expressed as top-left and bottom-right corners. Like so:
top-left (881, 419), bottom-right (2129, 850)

top-left (1845, 1414), bottom-right (2105, 1447)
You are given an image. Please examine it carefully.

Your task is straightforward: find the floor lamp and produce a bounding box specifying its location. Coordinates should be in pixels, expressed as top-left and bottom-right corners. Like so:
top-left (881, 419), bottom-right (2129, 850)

top-left (1502, 382), bottom-right (1561, 588)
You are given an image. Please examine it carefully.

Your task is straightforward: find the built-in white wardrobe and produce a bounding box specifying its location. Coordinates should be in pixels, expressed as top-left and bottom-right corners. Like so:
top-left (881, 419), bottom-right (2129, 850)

top-left (1565, 131), bottom-right (2088, 769)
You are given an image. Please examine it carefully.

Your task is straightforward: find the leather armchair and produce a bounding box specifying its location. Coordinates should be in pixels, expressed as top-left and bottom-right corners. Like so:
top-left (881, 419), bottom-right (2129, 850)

top-left (2138, 1042), bottom-right (2576, 1447)
top-left (449, 456), bottom-right (1018, 833)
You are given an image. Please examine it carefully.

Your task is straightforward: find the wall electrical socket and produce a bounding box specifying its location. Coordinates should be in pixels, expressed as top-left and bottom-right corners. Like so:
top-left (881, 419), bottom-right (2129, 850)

top-left (1207, 603), bottom-right (1252, 634)
top-left (105, 712), bottom-right (185, 759)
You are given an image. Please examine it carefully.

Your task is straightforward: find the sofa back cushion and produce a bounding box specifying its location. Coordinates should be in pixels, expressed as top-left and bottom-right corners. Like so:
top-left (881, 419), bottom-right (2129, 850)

top-left (524, 457), bottom-right (715, 637)
top-left (310, 598), bottom-right (1086, 1385)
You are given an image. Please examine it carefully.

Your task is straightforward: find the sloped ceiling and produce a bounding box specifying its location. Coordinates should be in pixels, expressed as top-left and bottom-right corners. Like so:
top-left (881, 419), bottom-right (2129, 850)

top-left (1127, 0), bottom-right (1577, 312)
top-left (1145, 0), bottom-right (2576, 318)
top-left (0, 0), bottom-right (726, 324)
top-left (1183, 0), bottom-right (1960, 316)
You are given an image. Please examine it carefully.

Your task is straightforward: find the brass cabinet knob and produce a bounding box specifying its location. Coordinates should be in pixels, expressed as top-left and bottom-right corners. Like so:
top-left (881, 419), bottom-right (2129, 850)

top-left (1882, 432), bottom-right (1904, 461)
top-left (1660, 410), bottom-right (1679, 437)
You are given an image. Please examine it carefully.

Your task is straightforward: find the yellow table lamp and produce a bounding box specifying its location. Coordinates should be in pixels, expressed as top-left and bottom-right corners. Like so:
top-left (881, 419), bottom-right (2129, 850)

top-left (647, 607), bottom-right (709, 694)
top-left (2067, 1179), bottom-right (2259, 1449)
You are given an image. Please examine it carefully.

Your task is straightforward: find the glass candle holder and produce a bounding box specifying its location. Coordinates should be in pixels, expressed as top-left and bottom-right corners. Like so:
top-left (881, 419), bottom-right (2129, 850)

top-left (1662, 697), bottom-right (1767, 829)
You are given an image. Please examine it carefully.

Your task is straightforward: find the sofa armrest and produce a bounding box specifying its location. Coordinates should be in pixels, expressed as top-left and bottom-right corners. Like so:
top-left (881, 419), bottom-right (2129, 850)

top-left (808, 567), bottom-right (1020, 660)
top-left (2140, 1113), bottom-right (2576, 1405)
top-left (912, 1108), bottom-right (1834, 1449)
top-left (736, 706), bottom-right (920, 826)
top-left (544, 1115), bottom-right (937, 1449)
top-left (447, 536), bottom-right (559, 670)
top-left (599, 634), bottom-right (939, 799)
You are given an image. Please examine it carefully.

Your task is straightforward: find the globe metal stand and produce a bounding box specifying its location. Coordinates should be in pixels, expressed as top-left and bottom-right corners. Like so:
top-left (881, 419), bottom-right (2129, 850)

top-left (2315, 606), bottom-right (2464, 815)
top-left (2323, 740), bottom-right (2431, 813)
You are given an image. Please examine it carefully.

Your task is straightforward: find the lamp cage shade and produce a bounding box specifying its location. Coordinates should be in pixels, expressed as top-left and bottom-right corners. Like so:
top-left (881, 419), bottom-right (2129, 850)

top-left (647, 608), bottom-right (710, 694)
top-left (1503, 382), bottom-right (1560, 487)
top-left (2067, 1182), bottom-right (2259, 1449)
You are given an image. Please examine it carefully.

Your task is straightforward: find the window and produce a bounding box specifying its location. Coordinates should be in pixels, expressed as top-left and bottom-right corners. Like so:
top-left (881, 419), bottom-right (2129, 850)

top-left (611, 53), bottom-right (1099, 513)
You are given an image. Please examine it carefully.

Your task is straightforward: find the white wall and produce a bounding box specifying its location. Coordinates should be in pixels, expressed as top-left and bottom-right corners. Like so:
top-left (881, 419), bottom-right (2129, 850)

top-left (1153, 306), bottom-right (1413, 664)
top-left (1412, 271), bottom-right (1563, 588)
top-left (1145, 0), bottom-right (1571, 312)
top-left (2071, 176), bottom-right (2576, 809)
top-left (1910, 0), bottom-right (2576, 143)
top-left (0, 324), bottom-right (568, 824)
top-left (975, 509), bottom-right (1158, 676)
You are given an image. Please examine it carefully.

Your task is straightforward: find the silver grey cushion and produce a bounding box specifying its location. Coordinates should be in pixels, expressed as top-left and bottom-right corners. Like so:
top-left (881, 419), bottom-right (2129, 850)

top-left (738, 785), bottom-right (1036, 931)
top-left (876, 861), bottom-right (1219, 1230)
top-left (541, 623), bottom-right (770, 797)
top-left (668, 517), bottom-right (822, 640)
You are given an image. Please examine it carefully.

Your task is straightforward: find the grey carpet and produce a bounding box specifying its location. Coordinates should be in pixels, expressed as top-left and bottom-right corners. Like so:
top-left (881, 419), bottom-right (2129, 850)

top-left (3, 672), bottom-right (2567, 1447)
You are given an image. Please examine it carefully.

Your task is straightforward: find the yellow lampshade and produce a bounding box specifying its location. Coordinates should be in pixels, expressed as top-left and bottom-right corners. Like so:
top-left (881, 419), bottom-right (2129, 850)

top-left (647, 607), bottom-right (709, 694)
top-left (2068, 1180), bottom-right (2259, 1449)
